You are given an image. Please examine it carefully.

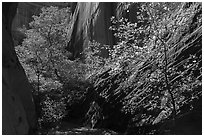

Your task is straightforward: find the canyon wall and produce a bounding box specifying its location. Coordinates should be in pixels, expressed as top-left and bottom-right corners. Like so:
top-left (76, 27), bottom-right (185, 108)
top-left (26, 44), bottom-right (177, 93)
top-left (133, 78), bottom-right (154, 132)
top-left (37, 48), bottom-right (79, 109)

top-left (66, 2), bottom-right (118, 59)
top-left (2, 3), bottom-right (36, 134)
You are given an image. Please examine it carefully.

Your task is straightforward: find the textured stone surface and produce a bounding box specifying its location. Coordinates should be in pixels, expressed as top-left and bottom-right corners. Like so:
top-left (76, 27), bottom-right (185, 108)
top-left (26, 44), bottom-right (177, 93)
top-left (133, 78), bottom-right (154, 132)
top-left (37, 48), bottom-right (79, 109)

top-left (2, 3), bottom-right (36, 134)
top-left (2, 76), bottom-right (29, 134)
top-left (66, 2), bottom-right (117, 59)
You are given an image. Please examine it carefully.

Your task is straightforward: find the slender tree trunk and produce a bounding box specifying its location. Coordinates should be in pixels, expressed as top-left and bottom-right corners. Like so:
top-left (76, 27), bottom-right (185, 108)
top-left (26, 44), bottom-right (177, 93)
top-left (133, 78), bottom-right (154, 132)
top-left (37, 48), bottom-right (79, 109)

top-left (37, 72), bottom-right (40, 93)
top-left (145, 4), bottom-right (177, 133)
top-left (162, 38), bottom-right (176, 133)
top-left (157, 37), bottom-right (177, 120)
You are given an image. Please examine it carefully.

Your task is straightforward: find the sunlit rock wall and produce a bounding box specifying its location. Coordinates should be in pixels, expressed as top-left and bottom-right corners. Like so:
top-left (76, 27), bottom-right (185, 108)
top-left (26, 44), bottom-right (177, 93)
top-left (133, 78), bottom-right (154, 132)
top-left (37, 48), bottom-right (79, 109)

top-left (66, 2), bottom-right (117, 59)
top-left (2, 3), bottom-right (36, 134)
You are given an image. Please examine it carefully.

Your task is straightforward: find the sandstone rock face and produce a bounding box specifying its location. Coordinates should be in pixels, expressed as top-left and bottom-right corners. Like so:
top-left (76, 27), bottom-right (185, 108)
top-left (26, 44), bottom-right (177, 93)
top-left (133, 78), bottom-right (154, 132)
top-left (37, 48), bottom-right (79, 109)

top-left (66, 2), bottom-right (146, 60)
top-left (2, 3), bottom-right (36, 134)
top-left (66, 2), bottom-right (117, 59)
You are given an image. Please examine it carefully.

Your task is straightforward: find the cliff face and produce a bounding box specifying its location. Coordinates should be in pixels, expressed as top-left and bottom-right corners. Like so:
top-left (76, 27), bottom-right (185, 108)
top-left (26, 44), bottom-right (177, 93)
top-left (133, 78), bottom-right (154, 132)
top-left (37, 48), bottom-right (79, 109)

top-left (66, 2), bottom-right (117, 59)
top-left (2, 3), bottom-right (36, 134)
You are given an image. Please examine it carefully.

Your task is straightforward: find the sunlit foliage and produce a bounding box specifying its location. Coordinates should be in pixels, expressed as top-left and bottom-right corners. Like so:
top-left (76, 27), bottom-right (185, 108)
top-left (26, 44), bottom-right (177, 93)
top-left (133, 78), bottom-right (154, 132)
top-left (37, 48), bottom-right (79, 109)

top-left (86, 2), bottom-right (201, 134)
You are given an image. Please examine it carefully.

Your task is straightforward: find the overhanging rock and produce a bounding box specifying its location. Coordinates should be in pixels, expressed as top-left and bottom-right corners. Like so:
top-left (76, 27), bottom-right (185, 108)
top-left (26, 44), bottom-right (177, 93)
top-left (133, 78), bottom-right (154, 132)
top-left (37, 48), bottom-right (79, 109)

top-left (2, 3), bottom-right (36, 134)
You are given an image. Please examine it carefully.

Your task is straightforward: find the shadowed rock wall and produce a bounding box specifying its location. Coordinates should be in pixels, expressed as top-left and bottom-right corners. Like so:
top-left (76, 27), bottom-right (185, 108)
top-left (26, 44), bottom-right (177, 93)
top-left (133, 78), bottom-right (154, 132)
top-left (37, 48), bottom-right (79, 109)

top-left (2, 3), bottom-right (36, 134)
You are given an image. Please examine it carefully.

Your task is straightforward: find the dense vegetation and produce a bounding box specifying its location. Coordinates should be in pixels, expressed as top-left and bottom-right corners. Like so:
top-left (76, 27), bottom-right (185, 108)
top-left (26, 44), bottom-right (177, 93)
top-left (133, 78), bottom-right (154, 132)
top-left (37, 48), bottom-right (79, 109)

top-left (15, 2), bottom-right (201, 134)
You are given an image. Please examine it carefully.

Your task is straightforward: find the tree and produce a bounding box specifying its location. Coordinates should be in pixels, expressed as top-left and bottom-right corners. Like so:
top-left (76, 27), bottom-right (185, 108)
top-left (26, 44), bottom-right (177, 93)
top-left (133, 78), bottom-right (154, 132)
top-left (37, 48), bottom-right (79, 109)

top-left (30, 6), bottom-right (71, 81)
top-left (16, 6), bottom-right (71, 91)
top-left (15, 6), bottom-right (72, 125)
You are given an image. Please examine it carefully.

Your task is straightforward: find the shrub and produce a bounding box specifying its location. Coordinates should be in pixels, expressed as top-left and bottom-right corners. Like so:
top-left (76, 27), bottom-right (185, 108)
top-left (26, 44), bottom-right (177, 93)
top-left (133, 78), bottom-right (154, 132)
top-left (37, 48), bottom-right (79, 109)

top-left (38, 95), bottom-right (67, 128)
